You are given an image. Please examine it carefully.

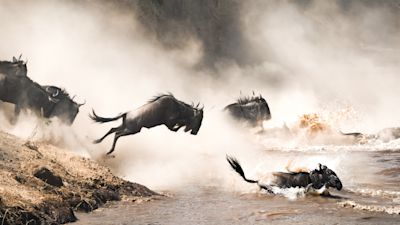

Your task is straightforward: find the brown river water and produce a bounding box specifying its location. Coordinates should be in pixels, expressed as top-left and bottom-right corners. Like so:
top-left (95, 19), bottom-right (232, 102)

top-left (75, 148), bottom-right (400, 225)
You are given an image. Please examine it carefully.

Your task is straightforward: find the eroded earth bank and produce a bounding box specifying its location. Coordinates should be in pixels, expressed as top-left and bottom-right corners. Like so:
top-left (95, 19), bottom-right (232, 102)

top-left (0, 131), bottom-right (157, 225)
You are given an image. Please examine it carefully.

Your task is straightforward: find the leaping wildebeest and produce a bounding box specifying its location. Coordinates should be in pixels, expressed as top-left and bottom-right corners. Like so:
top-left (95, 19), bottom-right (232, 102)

top-left (224, 93), bottom-right (271, 128)
top-left (90, 94), bottom-right (204, 155)
top-left (226, 155), bottom-right (342, 193)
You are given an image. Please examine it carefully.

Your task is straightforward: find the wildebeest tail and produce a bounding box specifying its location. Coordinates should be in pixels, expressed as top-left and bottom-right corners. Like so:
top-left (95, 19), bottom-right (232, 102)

top-left (226, 155), bottom-right (258, 184)
top-left (89, 109), bottom-right (125, 123)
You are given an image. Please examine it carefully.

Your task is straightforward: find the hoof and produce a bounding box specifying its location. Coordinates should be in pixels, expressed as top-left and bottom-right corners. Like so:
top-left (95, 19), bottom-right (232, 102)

top-left (93, 139), bottom-right (101, 144)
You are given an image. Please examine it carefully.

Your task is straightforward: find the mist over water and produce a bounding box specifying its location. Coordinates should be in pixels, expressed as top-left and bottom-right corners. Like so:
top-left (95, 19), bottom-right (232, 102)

top-left (0, 0), bottom-right (400, 203)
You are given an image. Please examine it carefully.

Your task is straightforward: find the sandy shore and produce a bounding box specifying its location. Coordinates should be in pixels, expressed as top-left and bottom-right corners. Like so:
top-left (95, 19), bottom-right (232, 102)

top-left (0, 131), bottom-right (157, 225)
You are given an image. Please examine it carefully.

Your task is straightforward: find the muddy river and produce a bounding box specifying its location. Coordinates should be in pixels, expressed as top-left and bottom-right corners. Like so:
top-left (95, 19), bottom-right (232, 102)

top-left (76, 148), bottom-right (400, 225)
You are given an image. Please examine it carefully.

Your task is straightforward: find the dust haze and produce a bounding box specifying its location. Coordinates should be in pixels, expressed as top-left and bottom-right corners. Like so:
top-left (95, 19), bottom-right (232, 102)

top-left (0, 0), bottom-right (399, 190)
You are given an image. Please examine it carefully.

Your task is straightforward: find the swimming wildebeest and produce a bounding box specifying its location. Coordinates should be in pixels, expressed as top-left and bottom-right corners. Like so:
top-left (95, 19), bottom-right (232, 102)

top-left (341, 127), bottom-right (400, 144)
top-left (0, 74), bottom-right (84, 125)
top-left (0, 55), bottom-right (27, 77)
top-left (224, 93), bottom-right (271, 128)
top-left (226, 156), bottom-right (342, 193)
top-left (90, 94), bottom-right (204, 155)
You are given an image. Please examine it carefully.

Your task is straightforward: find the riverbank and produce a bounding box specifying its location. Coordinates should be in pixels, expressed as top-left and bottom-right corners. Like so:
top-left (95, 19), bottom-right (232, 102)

top-left (0, 131), bottom-right (157, 225)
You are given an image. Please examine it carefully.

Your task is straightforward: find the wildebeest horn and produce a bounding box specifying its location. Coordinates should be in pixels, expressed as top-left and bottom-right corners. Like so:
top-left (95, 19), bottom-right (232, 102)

top-left (318, 163), bottom-right (322, 171)
top-left (52, 89), bottom-right (59, 97)
top-left (196, 102), bottom-right (200, 108)
top-left (78, 100), bottom-right (86, 107)
top-left (72, 95), bottom-right (76, 100)
top-left (252, 90), bottom-right (255, 96)
top-left (18, 54), bottom-right (22, 60)
top-left (48, 96), bottom-right (60, 103)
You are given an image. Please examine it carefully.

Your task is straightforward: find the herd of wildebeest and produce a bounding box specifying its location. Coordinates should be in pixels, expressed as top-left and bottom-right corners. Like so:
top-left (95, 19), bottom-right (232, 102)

top-left (1, 55), bottom-right (400, 194)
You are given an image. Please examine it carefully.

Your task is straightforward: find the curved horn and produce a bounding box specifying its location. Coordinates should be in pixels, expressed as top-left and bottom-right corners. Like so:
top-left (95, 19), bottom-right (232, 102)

top-left (78, 99), bottom-right (86, 107)
top-left (196, 102), bottom-right (200, 108)
top-left (18, 54), bottom-right (22, 60)
top-left (45, 86), bottom-right (51, 92)
top-left (52, 89), bottom-right (59, 97)
top-left (48, 96), bottom-right (60, 103)
top-left (72, 95), bottom-right (76, 100)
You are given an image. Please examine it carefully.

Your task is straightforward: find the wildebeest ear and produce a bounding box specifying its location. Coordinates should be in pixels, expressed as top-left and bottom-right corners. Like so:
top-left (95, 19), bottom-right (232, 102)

top-left (13, 56), bottom-right (17, 62)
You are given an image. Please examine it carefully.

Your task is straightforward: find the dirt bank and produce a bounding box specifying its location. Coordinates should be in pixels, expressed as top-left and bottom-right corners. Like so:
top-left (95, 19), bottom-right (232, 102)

top-left (0, 131), bottom-right (157, 225)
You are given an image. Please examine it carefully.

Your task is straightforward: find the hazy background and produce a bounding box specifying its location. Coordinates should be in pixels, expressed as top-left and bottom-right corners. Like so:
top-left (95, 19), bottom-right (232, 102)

top-left (0, 0), bottom-right (399, 190)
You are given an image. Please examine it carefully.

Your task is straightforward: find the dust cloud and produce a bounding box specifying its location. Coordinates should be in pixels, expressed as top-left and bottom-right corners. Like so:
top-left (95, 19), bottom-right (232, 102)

top-left (0, 0), bottom-right (399, 190)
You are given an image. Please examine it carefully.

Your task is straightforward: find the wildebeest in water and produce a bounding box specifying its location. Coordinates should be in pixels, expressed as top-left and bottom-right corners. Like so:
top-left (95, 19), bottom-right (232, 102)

top-left (90, 94), bottom-right (204, 155)
top-left (224, 93), bottom-right (271, 128)
top-left (0, 55), bottom-right (28, 77)
top-left (226, 155), bottom-right (342, 193)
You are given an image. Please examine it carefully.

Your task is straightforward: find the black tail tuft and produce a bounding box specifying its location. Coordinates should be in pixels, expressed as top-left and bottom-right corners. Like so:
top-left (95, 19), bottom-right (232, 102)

top-left (226, 155), bottom-right (258, 184)
top-left (89, 109), bottom-right (124, 123)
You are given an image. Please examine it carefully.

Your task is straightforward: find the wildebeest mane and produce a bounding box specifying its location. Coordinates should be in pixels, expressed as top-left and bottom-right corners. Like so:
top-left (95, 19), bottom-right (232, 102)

top-left (148, 93), bottom-right (201, 110)
top-left (236, 95), bottom-right (264, 105)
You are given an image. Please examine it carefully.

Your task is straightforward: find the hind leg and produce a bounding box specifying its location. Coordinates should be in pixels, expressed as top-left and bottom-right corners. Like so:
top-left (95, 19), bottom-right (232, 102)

top-left (94, 126), bottom-right (120, 144)
top-left (106, 128), bottom-right (141, 155)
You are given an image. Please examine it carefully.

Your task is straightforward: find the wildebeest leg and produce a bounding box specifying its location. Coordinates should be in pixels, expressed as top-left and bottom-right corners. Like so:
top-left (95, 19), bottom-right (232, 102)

top-left (166, 123), bottom-right (184, 132)
top-left (11, 104), bottom-right (21, 124)
top-left (258, 183), bottom-right (274, 193)
top-left (106, 127), bottom-right (141, 155)
top-left (94, 127), bottom-right (119, 144)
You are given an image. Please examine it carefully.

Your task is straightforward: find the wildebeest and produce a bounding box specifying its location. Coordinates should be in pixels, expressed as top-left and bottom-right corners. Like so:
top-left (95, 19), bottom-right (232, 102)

top-left (0, 55), bottom-right (27, 77)
top-left (226, 156), bottom-right (343, 193)
top-left (342, 127), bottom-right (400, 144)
top-left (0, 74), bottom-right (57, 117)
top-left (90, 94), bottom-right (204, 155)
top-left (0, 74), bottom-right (84, 125)
top-left (224, 94), bottom-right (271, 128)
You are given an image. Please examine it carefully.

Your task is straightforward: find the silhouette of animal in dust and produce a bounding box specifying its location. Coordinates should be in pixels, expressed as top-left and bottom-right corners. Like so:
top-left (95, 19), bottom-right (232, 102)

top-left (0, 55), bottom-right (28, 77)
top-left (226, 156), bottom-right (342, 193)
top-left (224, 93), bottom-right (271, 128)
top-left (341, 127), bottom-right (400, 144)
top-left (90, 94), bottom-right (204, 155)
top-left (0, 72), bottom-right (84, 125)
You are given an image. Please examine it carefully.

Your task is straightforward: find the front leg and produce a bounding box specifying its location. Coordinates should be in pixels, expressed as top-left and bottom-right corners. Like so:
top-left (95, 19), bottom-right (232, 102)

top-left (166, 123), bottom-right (183, 132)
top-left (305, 183), bottom-right (314, 192)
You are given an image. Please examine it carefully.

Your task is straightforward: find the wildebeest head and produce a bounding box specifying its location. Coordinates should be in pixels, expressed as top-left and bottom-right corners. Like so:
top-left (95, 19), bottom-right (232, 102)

top-left (184, 104), bottom-right (204, 135)
top-left (256, 95), bottom-right (271, 121)
top-left (310, 164), bottom-right (342, 190)
top-left (48, 90), bottom-right (85, 125)
top-left (0, 55), bottom-right (27, 77)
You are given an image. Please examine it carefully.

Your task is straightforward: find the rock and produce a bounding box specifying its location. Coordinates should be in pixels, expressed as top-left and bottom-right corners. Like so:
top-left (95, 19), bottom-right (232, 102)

top-left (33, 167), bottom-right (63, 187)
